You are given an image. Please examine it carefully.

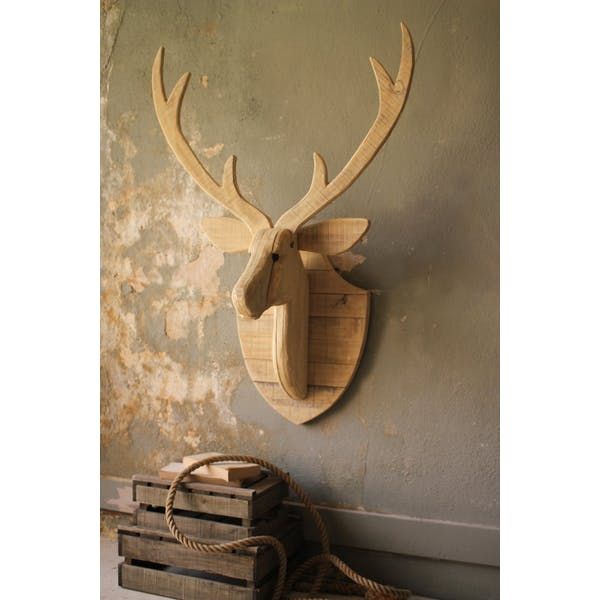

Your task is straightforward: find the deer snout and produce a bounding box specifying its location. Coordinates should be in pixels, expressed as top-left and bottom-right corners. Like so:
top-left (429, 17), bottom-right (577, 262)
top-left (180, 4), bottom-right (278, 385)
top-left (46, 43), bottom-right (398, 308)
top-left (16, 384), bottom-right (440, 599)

top-left (231, 251), bottom-right (274, 319)
top-left (231, 281), bottom-right (267, 319)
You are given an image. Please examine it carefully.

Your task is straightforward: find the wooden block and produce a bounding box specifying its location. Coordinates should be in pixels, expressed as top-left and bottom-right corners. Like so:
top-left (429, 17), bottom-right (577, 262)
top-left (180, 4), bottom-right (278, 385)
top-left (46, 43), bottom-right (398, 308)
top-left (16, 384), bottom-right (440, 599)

top-left (182, 453), bottom-right (262, 482)
top-left (159, 462), bottom-right (263, 487)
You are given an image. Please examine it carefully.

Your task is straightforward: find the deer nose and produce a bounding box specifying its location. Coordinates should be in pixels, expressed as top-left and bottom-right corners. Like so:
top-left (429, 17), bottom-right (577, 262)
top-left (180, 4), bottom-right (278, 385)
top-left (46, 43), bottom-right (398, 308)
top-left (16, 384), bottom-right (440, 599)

top-left (231, 278), bottom-right (268, 319)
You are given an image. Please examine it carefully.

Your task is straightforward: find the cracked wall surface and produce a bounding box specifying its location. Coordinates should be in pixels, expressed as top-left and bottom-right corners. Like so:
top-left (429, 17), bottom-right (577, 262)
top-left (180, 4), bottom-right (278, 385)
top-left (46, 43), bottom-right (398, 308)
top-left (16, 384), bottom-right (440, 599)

top-left (101, 0), bottom-right (499, 526)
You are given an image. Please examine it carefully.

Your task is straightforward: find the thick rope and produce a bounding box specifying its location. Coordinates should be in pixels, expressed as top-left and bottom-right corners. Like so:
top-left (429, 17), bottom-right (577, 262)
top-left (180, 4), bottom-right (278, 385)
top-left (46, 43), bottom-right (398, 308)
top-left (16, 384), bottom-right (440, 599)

top-left (165, 454), bottom-right (411, 600)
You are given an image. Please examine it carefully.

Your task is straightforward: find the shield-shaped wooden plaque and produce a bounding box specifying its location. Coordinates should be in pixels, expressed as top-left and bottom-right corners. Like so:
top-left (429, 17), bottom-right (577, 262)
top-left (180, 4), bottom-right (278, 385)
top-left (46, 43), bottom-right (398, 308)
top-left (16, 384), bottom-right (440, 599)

top-left (237, 253), bottom-right (369, 424)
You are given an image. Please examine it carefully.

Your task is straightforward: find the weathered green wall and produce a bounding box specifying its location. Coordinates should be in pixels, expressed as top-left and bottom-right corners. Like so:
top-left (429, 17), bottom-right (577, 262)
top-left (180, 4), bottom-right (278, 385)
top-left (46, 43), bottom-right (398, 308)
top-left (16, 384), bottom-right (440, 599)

top-left (101, 0), bottom-right (498, 531)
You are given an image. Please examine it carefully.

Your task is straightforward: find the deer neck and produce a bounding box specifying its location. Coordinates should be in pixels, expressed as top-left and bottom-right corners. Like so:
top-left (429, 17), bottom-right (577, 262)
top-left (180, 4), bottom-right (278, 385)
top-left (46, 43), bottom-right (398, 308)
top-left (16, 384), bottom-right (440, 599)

top-left (271, 261), bottom-right (309, 400)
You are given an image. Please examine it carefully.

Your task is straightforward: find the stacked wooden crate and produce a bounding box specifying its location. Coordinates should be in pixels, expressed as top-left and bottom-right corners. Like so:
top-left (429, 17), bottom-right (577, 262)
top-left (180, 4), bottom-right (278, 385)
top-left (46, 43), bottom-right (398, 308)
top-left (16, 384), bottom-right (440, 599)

top-left (118, 470), bottom-right (303, 599)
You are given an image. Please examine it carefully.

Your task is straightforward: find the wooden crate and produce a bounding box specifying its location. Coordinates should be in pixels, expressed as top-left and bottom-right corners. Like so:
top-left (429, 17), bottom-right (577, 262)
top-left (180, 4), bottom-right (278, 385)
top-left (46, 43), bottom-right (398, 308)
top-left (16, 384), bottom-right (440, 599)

top-left (118, 521), bottom-right (302, 599)
top-left (119, 472), bottom-right (302, 599)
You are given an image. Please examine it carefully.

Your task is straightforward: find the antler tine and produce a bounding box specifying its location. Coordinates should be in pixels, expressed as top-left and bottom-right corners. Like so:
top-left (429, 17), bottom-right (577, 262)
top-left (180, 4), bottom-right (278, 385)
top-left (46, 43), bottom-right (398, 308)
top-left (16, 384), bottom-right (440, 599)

top-left (152, 47), bottom-right (272, 233)
top-left (276, 23), bottom-right (414, 232)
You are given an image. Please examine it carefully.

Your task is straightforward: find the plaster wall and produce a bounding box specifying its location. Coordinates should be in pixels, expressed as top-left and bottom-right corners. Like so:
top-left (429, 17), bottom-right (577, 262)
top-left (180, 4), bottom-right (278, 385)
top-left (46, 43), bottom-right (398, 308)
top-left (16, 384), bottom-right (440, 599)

top-left (101, 0), bottom-right (498, 534)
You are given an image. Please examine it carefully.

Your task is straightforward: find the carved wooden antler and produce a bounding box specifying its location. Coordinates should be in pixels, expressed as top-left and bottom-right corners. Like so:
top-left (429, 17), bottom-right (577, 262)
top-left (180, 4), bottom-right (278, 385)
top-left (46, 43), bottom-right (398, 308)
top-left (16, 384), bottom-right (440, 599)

top-left (152, 47), bottom-right (272, 233)
top-left (276, 22), bottom-right (413, 231)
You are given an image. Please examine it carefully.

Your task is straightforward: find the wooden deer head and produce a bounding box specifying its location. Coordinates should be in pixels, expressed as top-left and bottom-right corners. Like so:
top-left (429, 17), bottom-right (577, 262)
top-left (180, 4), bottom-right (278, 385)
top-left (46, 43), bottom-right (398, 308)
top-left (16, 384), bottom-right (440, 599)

top-left (152, 24), bottom-right (414, 423)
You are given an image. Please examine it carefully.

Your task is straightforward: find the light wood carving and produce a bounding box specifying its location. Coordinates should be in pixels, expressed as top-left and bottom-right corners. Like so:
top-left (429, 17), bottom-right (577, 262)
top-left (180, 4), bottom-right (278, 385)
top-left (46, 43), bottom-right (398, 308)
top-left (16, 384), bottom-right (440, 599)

top-left (152, 24), bottom-right (414, 423)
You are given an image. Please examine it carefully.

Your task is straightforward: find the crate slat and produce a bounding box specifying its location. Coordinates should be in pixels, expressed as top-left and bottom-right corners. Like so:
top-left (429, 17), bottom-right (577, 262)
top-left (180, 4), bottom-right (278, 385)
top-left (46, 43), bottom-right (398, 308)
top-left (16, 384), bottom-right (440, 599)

top-left (132, 475), bottom-right (287, 520)
top-left (133, 474), bottom-right (260, 499)
top-left (119, 561), bottom-right (274, 600)
top-left (119, 530), bottom-right (258, 580)
top-left (134, 507), bottom-right (290, 542)
top-left (136, 485), bottom-right (251, 519)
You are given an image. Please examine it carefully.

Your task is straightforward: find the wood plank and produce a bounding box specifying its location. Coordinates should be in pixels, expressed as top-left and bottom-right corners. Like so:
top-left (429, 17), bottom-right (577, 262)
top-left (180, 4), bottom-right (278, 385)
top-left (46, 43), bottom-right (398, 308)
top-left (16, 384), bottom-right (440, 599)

top-left (135, 508), bottom-right (249, 542)
top-left (118, 524), bottom-right (260, 556)
top-left (256, 383), bottom-right (343, 425)
top-left (119, 531), bottom-right (257, 580)
top-left (308, 316), bottom-right (365, 342)
top-left (159, 462), bottom-right (263, 488)
top-left (119, 562), bottom-right (273, 600)
top-left (246, 359), bottom-right (356, 388)
top-left (134, 506), bottom-right (290, 542)
top-left (308, 334), bottom-right (364, 365)
top-left (135, 485), bottom-right (252, 519)
top-left (242, 334), bottom-right (364, 365)
top-left (309, 293), bottom-right (369, 318)
top-left (239, 315), bottom-right (365, 346)
top-left (182, 453), bottom-right (262, 482)
top-left (121, 519), bottom-right (301, 560)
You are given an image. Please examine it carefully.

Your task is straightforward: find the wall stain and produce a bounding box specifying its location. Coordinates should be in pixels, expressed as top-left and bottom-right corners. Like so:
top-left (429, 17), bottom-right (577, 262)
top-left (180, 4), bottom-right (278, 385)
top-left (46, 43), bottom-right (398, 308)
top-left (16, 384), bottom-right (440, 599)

top-left (100, 4), bottom-right (261, 478)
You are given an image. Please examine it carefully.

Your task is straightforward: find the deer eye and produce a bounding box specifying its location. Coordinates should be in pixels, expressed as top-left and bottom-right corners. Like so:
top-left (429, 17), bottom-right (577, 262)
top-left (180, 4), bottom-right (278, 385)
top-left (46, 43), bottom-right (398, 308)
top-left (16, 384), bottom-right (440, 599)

top-left (271, 253), bottom-right (279, 262)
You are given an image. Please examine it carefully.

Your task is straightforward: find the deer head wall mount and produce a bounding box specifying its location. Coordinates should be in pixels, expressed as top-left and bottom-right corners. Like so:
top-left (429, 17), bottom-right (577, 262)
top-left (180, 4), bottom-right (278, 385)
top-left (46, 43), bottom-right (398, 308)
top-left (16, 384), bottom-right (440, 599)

top-left (152, 24), bottom-right (414, 424)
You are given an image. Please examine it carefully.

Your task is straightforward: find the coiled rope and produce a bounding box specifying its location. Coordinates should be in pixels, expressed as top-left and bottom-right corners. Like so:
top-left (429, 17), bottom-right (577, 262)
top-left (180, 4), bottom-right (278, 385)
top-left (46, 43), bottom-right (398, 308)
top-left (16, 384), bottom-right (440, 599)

top-left (165, 454), bottom-right (411, 600)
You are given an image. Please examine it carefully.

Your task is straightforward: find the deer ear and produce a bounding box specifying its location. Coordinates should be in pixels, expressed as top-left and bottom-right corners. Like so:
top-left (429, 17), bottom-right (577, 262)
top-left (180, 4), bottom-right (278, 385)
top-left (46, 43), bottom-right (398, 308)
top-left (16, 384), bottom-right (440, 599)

top-left (200, 217), bottom-right (252, 252)
top-left (297, 218), bottom-right (370, 255)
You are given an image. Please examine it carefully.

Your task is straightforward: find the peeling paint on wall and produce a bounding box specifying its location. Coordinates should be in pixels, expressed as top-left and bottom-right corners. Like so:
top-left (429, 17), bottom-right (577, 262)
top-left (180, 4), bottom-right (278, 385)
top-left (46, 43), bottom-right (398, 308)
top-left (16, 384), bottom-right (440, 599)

top-left (202, 142), bottom-right (224, 158)
top-left (100, 0), bottom-right (261, 478)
